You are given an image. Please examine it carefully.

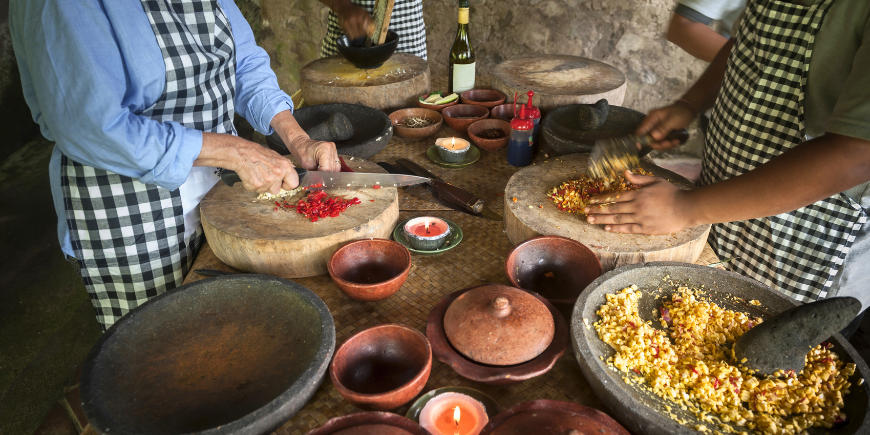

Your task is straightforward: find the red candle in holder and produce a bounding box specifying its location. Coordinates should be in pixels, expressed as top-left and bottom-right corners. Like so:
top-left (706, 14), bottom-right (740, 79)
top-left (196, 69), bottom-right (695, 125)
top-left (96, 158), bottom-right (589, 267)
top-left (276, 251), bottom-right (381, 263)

top-left (407, 219), bottom-right (448, 237)
top-left (419, 392), bottom-right (487, 435)
top-left (403, 217), bottom-right (451, 251)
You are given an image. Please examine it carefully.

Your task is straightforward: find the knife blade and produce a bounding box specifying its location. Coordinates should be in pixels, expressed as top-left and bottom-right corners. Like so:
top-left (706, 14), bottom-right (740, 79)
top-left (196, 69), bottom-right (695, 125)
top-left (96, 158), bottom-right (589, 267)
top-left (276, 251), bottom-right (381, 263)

top-left (220, 167), bottom-right (429, 189)
top-left (395, 159), bottom-right (485, 215)
top-left (588, 130), bottom-right (689, 180)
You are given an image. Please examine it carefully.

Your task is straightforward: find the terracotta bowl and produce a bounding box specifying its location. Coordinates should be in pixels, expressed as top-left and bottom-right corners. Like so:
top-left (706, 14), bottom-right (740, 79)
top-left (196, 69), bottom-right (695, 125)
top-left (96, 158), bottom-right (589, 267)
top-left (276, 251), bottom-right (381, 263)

top-left (467, 119), bottom-right (510, 152)
top-left (478, 400), bottom-right (630, 435)
top-left (491, 103), bottom-right (518, 122)
top-left (330, 324), bottom-right (432, 411)
top-left (460, 89), bottom-right (506, 109)
top-left (426, 284), bottom-right (569, 385)
top-left (389, 108), bottom-right (443, 140)
top-left (416, 94), bottom-right (458, 112)
top-left (506, 236), bottom-right (603, 321)
top-left (328, 239), bottom-right (411, 302)
top-left (441, 104), bottom-right (490, 134)
top-left (307, 411), bottom-right (429, 435)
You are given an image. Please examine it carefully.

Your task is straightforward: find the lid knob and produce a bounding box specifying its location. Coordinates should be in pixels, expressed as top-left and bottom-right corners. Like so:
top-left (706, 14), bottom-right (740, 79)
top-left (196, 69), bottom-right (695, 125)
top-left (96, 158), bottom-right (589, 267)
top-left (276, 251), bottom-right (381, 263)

top-left (491, 297), bottom-right (511, 318)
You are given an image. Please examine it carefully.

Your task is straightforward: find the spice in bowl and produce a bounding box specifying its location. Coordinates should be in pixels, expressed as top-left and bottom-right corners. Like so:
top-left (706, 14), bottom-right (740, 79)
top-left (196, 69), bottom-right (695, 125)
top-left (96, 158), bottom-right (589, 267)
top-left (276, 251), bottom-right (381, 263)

top-left (435, 137), bottom-right (471, 162)
top-left (476, 128), bottom-right (505, 140)
top-left (398, 117), bottom-right (435, 128)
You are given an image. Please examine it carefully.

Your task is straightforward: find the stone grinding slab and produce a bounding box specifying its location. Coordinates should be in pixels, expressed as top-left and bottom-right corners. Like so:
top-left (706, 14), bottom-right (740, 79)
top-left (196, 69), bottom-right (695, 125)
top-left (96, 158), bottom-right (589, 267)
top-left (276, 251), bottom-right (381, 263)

top-left (571, 262), bottom-right (870, 435)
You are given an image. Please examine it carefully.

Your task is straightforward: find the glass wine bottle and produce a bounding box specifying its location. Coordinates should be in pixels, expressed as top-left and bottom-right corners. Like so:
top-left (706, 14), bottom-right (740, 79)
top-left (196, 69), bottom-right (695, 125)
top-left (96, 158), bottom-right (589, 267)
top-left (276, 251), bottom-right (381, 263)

top-left (448, 0), bottom-right (475, 94)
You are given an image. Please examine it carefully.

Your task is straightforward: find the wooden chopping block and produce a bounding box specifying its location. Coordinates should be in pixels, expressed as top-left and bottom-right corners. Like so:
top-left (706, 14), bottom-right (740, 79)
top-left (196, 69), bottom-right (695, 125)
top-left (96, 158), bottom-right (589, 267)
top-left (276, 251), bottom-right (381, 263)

top-left (200, 157), bottom-right (399, 278)
top-left (301, 53), bottom-right (430, 113)
top-left (503, 153), bottom-right (710, 271)
top-left (492, 55), bottom-right (627, 113)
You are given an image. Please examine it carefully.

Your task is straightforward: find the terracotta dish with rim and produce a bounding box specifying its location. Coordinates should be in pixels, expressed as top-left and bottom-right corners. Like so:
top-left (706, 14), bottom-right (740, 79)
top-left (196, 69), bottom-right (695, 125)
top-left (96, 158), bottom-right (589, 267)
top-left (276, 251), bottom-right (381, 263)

top-left (478, 400), bottom-right (630, 435)
top-left (328, 239), bottom-right (411, 302)
top-left (467, 119), bottom-right (510, 152)
top-left (330, 324), bottom-right (432, 412)
top-left (306, 411), bottom-right (429, 435)
top-left (389, 108), bottom-right (443, 140)
top-left (460, 89), bottom-right (506, 109)
top-left (441, 104), bottom-right (489, 133)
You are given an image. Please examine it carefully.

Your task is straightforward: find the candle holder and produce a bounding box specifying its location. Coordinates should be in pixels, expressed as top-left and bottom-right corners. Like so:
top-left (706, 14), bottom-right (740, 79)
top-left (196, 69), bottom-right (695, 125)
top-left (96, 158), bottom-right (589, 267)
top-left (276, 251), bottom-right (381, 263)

top-left (406, 387), bottom-right (501, 423)
top-left (403, 217), bottom-right (451, 251)
top-left (417, 391), bottom-right (489, 435)
top-left (435, 137), bottom-right (471, 163)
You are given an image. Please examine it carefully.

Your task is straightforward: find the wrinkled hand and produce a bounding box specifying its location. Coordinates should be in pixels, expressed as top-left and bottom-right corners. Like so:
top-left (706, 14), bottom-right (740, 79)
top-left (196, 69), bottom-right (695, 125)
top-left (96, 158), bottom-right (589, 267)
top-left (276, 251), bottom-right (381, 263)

top-left (334, 0), bottom-right (374, 40)
top-left (287, 136), bottom-right (341, 172)
top-left (235, 143), bottom-right (300, 194)
top-left (635, 103), bottom-right (696, 150)
top-left (583, 170), bottom-right (695, 235)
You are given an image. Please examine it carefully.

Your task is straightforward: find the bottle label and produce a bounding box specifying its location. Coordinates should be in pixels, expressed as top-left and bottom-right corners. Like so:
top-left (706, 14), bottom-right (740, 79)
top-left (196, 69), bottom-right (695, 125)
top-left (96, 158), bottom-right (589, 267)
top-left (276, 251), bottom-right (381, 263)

top-left (452, 62), bottom-right (476, 93)
top-left (458, 8), bottom-right (469, 24)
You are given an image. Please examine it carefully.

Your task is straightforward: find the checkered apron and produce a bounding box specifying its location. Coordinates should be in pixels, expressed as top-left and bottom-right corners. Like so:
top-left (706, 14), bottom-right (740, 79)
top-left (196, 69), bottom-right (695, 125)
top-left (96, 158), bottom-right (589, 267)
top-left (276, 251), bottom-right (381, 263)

top-left (700, 0), bottom-right (867, 303)
top-left (61, 0), bottom-right (236, 330)
top-left (320, 0), bottom-right (427, 60)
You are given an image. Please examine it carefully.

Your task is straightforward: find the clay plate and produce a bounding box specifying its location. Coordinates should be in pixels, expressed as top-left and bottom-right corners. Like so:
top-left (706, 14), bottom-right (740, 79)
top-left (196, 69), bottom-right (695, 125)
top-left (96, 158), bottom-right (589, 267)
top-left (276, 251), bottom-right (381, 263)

top-left (427, 284), bottom-right (569, 385)
top-left (479, 399), bottom-right (630, 435)
top-left (306, 412), bottom-right (429, 435)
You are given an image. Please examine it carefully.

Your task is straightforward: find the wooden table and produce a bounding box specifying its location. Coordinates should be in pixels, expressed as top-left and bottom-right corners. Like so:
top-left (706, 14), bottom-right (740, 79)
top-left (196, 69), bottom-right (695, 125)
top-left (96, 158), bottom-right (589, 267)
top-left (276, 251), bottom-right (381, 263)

top-left (184, 88), bottom-right (721, 435)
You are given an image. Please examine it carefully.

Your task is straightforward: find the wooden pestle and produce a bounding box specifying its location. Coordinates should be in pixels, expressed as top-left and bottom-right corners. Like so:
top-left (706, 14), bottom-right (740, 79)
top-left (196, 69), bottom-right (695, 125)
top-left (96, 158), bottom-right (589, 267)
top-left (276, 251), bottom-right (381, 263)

top-left (306, 112), bottom-right (354, 142)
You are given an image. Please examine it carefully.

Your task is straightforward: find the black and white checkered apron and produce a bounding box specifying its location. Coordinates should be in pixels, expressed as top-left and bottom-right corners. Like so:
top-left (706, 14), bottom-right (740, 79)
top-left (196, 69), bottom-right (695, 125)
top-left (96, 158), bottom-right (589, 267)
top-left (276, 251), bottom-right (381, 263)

top-left (700, 0), bottom-right (867, 303)
top-left (320, 0), bottom-right (427, 60)
top-left (61, 0), bottom-right (236, 330)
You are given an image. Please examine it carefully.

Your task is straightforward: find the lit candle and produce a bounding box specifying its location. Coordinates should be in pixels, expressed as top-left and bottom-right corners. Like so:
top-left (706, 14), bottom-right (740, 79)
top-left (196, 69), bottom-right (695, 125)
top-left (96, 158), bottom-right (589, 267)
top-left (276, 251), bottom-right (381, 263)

top-left (435, 137), bottom-right (471, 163)
top-left (419, 392), bottom-right (487, 435)
top-left (403, 217), bottom-right (451, 250)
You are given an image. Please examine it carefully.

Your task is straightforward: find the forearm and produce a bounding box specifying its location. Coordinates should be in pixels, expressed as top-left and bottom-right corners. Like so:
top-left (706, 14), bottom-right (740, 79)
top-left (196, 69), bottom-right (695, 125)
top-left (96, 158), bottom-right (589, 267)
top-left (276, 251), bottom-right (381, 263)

top-left (195, 132), bottom-right (253, 170)
top-left (680, 39), bottom-right (733, 113)
top-left (270, 110), bottom-right (311, 154)
top-left (685, 134), bottom-right (870, 225)
top-left (667, 15), bottom-right (729, 62)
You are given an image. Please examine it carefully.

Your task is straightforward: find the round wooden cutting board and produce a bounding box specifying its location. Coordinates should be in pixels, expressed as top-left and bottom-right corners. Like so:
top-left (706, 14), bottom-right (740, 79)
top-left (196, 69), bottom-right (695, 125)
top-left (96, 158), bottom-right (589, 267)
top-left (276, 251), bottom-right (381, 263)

top-left (200, 157), bottom-right (399, 278)
top-left (301, 54), bottom-right (430, 112)
top-left (492, 55), bottom-right (627, 113)
top-left (504, 154), bottom-right (710, 271)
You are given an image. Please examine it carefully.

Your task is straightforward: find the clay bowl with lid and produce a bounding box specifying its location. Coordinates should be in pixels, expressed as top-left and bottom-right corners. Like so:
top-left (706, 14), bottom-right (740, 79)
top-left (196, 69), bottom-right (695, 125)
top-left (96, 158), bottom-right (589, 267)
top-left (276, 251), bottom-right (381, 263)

top-left (467, 119), bottom-right (510, 152)
top-left (328, 239), bottom-right (411, 302)
top-left (426, 283), bottom-right (569, 385)
top-left (307, 411), bottom-right (429, 435)
top-left (505, 236), bottom-right (603, 321)
top-left (389, 108), bottom-right (443, 140)
top-left (441, 104), bottom-right (490, 133)
top-left (460, 89), bottom-right (506, 109)
top-left (330, 324), bottom-right (432, 411)
top-left (478, 399), bottom-right (630, 435)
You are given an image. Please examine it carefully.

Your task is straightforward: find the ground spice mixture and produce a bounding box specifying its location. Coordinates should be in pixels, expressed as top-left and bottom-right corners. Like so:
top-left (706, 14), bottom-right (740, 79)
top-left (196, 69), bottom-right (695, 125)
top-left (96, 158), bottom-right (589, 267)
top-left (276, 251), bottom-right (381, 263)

top-left (546, 169), bottom-right (652, 215)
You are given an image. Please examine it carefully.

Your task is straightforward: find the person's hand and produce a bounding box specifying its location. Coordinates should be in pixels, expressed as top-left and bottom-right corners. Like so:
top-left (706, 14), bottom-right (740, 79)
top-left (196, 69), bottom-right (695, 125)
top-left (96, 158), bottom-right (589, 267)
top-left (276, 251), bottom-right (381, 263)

top-left (635, 102), bottom-right (697, 150)
top-left (234, 142), bottom-right (301, 195)
top-left (333, 0), bottom-right (374, 40)
top-left (583, 170), bottom-right (696, 235)
top-left (287, 136), bottom-right (341, 172)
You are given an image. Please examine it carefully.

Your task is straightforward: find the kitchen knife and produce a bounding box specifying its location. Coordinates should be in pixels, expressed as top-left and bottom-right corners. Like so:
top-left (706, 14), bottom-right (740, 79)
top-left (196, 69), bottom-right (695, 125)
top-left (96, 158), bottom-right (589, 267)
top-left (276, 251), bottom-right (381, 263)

top-left (394, 159), bottom-right (485, 214)
top-left (195, 269), bottom-right (236, 277)
top-left (588, 130), bottom-right (689, 180)
top-left (220, 167), bottom-right (429, 189)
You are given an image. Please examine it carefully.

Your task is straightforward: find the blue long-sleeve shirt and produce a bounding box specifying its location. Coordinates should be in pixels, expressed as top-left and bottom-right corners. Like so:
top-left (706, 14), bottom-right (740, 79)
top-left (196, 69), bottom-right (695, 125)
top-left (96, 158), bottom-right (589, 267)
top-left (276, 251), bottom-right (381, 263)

top-left (10, 0), bottom-right (293, 256)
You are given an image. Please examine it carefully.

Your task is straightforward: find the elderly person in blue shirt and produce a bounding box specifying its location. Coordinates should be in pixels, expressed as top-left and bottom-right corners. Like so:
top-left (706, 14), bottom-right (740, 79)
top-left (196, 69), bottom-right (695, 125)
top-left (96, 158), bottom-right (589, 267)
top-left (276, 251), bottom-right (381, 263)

top-left (10, 0), bottom-right (339, 331)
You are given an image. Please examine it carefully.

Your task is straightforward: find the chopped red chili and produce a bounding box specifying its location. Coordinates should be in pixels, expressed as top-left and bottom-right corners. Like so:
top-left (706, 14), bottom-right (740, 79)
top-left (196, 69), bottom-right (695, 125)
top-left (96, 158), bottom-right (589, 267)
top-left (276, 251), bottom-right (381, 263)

top-left (372, 185), bottom-right (382, 189)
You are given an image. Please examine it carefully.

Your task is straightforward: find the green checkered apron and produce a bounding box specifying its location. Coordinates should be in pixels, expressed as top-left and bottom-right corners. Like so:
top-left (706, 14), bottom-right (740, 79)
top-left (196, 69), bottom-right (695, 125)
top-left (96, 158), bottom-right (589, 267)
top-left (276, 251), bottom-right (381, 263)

top-left (700, 0), bottom-right (867, 303)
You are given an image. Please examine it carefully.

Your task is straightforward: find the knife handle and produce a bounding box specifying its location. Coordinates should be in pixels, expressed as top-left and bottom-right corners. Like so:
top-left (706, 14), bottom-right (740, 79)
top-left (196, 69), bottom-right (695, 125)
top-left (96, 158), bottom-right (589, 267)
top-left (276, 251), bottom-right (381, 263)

top-left (430, 179), bottom-right (484, 214)
top-left (221, 167), bottom-right (307, 187)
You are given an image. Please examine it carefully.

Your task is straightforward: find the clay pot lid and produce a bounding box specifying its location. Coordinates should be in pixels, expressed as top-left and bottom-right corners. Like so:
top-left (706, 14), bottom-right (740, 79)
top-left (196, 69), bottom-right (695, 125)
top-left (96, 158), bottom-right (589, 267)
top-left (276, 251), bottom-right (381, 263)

top-left (443, 284), bottom-right (554, 366)
top-left (481, 400), bottom-right (631, 435)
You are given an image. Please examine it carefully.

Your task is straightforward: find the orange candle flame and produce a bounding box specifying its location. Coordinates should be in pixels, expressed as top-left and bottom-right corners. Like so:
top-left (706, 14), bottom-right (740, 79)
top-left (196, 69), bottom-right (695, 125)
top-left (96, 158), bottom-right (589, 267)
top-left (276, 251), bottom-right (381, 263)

top-left (454, 406), bottom-right (461, 426)
top-left (425, 221), bottom-right (431, 234)
top-left (451, 137), bottom-right (455, 148)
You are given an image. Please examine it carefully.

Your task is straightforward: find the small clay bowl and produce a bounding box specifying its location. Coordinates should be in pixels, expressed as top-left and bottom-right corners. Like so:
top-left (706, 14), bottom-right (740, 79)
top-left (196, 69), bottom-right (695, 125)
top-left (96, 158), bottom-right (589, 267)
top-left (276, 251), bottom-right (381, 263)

top-left (426, 285), bottom-right (569, 385)
top-left (467, 119), bottom-right (510, 152)
top-left (330, 324), bottom-right (432, 411)
top-left (506, 236), bottom-right (602, 321)
top-left (460, 89), bottom-right (506, 109)
top-left (328, 239), bottom-right (411, 302)
top-left (307, 411), bottom-right (430, 435)
top-left (478, 400), bottom-right (630, 435)
top-left (416, 95), bottom-right (459, 112)
top-left (491, 103), bottom-right (518, 122)
top-left (441, 104), bottom-right (489, 133)
top-left (389, 108), bottom-right (443, 140)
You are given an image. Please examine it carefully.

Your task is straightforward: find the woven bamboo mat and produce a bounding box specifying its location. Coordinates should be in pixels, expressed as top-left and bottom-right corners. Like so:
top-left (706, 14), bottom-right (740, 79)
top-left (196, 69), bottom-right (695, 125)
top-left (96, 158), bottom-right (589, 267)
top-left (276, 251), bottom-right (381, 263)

top-left (184, 96), bottom-right (720, 434)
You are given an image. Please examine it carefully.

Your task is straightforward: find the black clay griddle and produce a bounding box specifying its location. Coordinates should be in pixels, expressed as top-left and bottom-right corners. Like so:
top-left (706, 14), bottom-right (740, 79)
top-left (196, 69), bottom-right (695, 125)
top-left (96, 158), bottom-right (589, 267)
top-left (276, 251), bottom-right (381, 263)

top-left (268, 103), bottom-right (393, 159)
top-left (80, 275), bottom-right (336, 435)
top-left (542, 104), bottom-right (688, 157)
top-left (572, 262), bottom-right (870, 435)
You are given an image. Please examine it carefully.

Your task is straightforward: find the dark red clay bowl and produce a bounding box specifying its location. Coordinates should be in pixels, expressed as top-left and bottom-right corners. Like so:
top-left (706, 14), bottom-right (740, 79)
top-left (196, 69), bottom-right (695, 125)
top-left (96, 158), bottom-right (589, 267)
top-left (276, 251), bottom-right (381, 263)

top-left (460, 89), bottom-right (506, 109)
top-left (329, 324), bottom-right (432, 412)
top-left (426, 285), bottom-right (569, 385)
top-left (505, 236), bottom-right (603, 321)
top-left (389, 108), bottom-right (443, 140)
top-left (441, 104), bottom-right (490, 134)
top-left (306, 412), bottom-right (429, 435)
top-left (328, 239), bottom-right (411, 302)
top-left (491, 103), bottom-right (519, 122)
top-left (468, 119), bottom-right (510, 152)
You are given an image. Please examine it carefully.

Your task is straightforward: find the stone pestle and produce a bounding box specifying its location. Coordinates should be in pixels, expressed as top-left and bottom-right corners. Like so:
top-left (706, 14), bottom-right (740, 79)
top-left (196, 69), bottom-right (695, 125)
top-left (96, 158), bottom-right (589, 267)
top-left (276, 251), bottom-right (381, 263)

top-left (305, 112), bottom-right (354, 142)
top-left (733, 297), bottom-right (861, 377)
top-left (576, 99), bottom-right (610, 131)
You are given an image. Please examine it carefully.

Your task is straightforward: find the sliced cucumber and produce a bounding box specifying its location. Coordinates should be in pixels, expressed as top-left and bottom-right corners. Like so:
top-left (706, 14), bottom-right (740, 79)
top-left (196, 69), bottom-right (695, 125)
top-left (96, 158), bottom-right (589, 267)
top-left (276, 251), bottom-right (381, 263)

top-left (433, 93), bottom-right (459, 105)
top-left (423, 93), bottom-right (443, 103)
